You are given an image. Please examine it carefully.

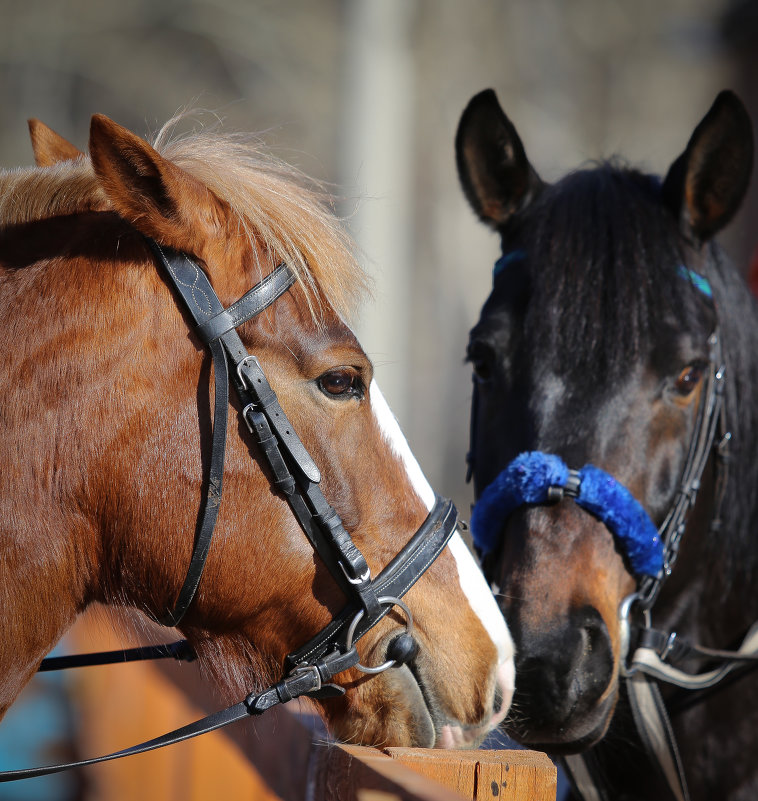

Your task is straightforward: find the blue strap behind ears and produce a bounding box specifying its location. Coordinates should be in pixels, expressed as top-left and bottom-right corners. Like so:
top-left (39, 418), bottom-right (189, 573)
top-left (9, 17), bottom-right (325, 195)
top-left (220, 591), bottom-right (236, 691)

top-left (493, 249), bottom-right (527, 278)
top-left (676, 265), bottom-right (713, 298)
top-left (471, 451), bottom-right (663, 577)
top-left (494, 251), bottom-right (712, 301)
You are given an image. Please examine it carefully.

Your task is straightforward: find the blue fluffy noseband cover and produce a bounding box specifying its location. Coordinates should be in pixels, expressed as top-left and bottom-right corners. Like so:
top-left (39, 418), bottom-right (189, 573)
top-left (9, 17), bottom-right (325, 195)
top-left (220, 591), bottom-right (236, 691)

top-left (471, 451), bottom-right (663, 577)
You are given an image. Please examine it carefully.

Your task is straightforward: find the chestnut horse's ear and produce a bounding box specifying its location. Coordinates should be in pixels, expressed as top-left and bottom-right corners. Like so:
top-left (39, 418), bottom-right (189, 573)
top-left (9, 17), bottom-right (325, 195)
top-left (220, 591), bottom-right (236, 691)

top-left (28, 119), bottom-right (84, 166)
top-left (662, 91), bottom-right (754, 244)
top-left (88, 114), bottom-right (228, 255)
top-left (455, 89), bottom-right (544, 228)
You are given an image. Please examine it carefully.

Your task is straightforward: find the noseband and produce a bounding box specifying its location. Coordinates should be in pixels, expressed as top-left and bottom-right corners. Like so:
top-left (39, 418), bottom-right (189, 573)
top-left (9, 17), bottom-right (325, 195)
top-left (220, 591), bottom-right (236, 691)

top-left (0, 242), bottom-right (459, 782)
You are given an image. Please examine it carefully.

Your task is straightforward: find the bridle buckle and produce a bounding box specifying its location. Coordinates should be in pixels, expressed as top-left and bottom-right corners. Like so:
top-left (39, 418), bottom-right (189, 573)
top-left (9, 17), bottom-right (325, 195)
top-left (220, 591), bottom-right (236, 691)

top-left (339, 561), bottom-right (371, 586)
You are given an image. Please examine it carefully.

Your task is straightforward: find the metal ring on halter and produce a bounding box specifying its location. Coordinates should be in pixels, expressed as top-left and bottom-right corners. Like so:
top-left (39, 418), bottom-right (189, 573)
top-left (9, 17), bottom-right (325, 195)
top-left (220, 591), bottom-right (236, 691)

top-left (344, 596), bottom-right (414, 675)
top-left (618, 592), bottom-right (650, 677)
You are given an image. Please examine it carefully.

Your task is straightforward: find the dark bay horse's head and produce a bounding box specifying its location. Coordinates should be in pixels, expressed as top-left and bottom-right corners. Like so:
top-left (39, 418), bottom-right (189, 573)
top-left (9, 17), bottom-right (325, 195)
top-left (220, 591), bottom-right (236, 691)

top-left (456, 90), bottom-right (753, 751)
top-left (0, 115), bottom-right (514, 749)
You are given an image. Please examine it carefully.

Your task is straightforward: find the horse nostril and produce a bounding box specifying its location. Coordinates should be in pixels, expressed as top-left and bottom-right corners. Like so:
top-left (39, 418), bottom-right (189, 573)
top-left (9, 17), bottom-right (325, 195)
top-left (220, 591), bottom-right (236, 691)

top-left (574, 607), bottom-right (612, 663)
top-left (387, 633), bottom-right (419, 666)
top-left (512, 606), bottom-right (614, 729)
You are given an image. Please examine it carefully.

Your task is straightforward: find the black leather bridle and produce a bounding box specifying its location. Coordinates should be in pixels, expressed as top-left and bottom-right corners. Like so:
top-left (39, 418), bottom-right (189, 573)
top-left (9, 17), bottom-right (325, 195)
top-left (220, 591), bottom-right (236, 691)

top-left (0, 242), bottom-right (460, 782)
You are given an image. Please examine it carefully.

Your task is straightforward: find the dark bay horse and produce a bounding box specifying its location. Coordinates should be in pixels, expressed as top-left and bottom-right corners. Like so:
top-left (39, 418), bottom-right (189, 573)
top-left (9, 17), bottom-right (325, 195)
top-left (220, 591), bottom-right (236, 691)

top-left (456, 89), bottom-right (757, 799)
top-left (0, 113), bottom-right (515, 759)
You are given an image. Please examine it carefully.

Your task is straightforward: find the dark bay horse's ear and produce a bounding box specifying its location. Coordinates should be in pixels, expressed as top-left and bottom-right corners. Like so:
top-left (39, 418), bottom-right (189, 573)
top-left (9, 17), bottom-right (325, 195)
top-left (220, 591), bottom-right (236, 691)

top-left (455, 89), bottom-right (544, 228)
top-left (89, 114), bottom-right (229, 256)
top-left (28, 119), bottom-right (84, 166)
top-left (662, 91), bottom-right (754, 244)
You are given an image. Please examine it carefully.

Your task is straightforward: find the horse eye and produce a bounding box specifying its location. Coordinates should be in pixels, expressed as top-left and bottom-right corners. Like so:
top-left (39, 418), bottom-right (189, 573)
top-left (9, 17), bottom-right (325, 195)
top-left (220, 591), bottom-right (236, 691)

top-left (674, 364), bottom-right (704, 396)
top-left (318, 368), bottom-right (363, 399)
top-left (467, 341), bottom-right (495, 383)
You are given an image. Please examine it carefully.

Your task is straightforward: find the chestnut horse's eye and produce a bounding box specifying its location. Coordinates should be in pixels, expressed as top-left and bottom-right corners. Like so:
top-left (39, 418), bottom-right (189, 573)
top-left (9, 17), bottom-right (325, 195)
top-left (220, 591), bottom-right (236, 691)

top-left (674, 364), bottom-right (704, 396)
top-left (318, 368), bottom-right (364, 399)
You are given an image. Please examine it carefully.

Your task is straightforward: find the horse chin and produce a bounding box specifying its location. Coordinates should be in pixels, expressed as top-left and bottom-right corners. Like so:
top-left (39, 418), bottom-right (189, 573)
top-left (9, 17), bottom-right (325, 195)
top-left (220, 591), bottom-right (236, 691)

top-left (326, 662), bottom-right (437, 748)
top-left (328, 655), bottom-right (503, 749)
top-left (509, 683), bottom-right (618, 754)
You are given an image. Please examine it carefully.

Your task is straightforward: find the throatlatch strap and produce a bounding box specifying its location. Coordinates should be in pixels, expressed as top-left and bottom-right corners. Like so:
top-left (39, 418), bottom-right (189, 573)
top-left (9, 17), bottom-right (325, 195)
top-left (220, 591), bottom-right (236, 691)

top-left (159, 336), bottom-right (229, 627)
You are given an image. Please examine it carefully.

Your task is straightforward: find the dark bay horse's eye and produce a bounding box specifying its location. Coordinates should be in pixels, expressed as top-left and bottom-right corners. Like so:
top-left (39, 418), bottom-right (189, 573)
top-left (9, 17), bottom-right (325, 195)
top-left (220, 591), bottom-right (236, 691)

top-left (318, 368), bottom-right (364, 399)
top-left (674, 364), bottom-right (704, 396)
top-left (467, 341), bottom-right (496, 383)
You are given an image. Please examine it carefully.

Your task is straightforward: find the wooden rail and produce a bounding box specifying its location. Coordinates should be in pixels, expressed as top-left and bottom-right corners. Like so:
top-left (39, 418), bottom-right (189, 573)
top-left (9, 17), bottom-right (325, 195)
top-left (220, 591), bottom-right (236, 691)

top-left (56, 610), bottom-right (556, 801)
top-left (315, 745), bottom-right (556, 801)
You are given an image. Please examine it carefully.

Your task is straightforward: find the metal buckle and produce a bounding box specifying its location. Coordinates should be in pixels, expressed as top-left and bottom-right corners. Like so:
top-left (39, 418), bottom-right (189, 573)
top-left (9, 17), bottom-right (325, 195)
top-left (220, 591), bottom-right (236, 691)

top-left (344, 596), bottom-right (414, 675)
top-left (338, 561), bottom-right (371, 586)
top-left (241, 402), bottom-right (257, 434)
top-left (659, 632), bottom-right (678, 662)
top-left (236, 354), bottom-right (261, 387)
top-left (289, 663), bottom-right (322, 693)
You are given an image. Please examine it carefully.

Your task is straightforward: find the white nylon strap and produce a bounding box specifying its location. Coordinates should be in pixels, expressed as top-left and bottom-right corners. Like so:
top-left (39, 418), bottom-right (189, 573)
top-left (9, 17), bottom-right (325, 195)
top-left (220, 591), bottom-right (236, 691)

top-left (563, 754), bottom-right (606, 801)
top-left (626, 674), bottom-right (689, 801)
top-left (629, 622), bottom-right (758, 690)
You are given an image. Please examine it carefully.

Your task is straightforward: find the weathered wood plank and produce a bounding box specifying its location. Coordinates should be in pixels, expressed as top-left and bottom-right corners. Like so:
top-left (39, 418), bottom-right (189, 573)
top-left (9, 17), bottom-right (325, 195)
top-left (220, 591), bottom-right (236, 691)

top-left (384, 747), bottom-right (557, 801)
top-left (314, 744), bottom-right (469, 801)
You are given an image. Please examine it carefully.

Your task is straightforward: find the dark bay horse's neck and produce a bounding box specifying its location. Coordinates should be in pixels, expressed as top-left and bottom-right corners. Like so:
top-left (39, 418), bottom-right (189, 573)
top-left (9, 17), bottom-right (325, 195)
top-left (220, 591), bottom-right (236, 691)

top-left (706, 257), bottom-right (758, 630)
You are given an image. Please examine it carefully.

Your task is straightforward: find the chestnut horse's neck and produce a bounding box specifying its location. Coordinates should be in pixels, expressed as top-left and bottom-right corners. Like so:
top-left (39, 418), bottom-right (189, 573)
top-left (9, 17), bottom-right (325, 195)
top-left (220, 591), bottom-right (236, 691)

top-left (0, 214), bottom-right (167, 703)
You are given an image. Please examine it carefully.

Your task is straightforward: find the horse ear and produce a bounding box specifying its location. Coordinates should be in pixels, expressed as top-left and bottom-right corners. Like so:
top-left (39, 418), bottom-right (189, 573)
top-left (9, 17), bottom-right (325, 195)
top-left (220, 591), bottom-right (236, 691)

top-left (28, 119), bottom-right (84, 166)
top-left (456, 89), bottom-right (543, 228)
top-left (662, 91), bottom-right (754, 244)
top-left (88, 114), bottom-right (228, 254)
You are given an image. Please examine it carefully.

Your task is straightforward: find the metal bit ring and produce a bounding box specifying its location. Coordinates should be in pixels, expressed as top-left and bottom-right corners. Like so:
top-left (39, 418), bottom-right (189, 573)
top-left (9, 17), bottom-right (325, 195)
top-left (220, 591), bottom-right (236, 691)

top-left (345, 596), bottom-right (414, 675)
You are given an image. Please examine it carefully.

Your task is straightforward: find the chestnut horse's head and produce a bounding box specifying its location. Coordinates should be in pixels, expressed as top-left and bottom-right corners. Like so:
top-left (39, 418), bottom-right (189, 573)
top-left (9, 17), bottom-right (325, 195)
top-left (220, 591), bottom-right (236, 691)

top-left (0, 114), bottom-right (514, 749)
top-left (455, 90), bottom-right (753, 751)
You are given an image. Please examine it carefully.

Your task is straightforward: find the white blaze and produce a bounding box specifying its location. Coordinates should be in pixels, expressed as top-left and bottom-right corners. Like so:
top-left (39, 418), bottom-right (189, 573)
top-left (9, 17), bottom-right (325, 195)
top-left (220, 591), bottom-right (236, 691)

top-left (369, 381), bottom-right (513, 664)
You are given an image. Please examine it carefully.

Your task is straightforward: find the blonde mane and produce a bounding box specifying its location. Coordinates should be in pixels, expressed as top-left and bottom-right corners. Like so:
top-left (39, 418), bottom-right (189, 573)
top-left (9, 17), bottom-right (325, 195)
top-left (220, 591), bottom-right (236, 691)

top-left (0, 120), bottom-right (368, 322)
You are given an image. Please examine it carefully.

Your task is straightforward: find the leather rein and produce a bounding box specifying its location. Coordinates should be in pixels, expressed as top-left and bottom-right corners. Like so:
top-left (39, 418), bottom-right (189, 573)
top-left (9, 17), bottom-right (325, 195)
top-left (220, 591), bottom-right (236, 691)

top-left (0, 242), bottom-right (460, 782)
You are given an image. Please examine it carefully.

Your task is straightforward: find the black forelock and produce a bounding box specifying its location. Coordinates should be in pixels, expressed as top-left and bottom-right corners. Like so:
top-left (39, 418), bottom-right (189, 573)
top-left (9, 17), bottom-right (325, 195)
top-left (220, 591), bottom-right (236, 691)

top-left (504, 163), bottom-right (711, 381)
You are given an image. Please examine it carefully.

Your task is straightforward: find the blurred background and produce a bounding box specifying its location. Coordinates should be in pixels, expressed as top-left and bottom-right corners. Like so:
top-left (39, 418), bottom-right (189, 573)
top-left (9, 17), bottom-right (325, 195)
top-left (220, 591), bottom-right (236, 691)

top-left (1, 1), bottom-right (756, 799)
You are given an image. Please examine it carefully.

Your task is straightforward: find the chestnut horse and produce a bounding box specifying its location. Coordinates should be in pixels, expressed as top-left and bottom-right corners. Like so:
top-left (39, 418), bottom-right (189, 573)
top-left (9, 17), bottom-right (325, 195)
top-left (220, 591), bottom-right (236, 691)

top-left (0, 113), bottom-right (515, 762)
top-left (457, 90), bottom-right (757, 800)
